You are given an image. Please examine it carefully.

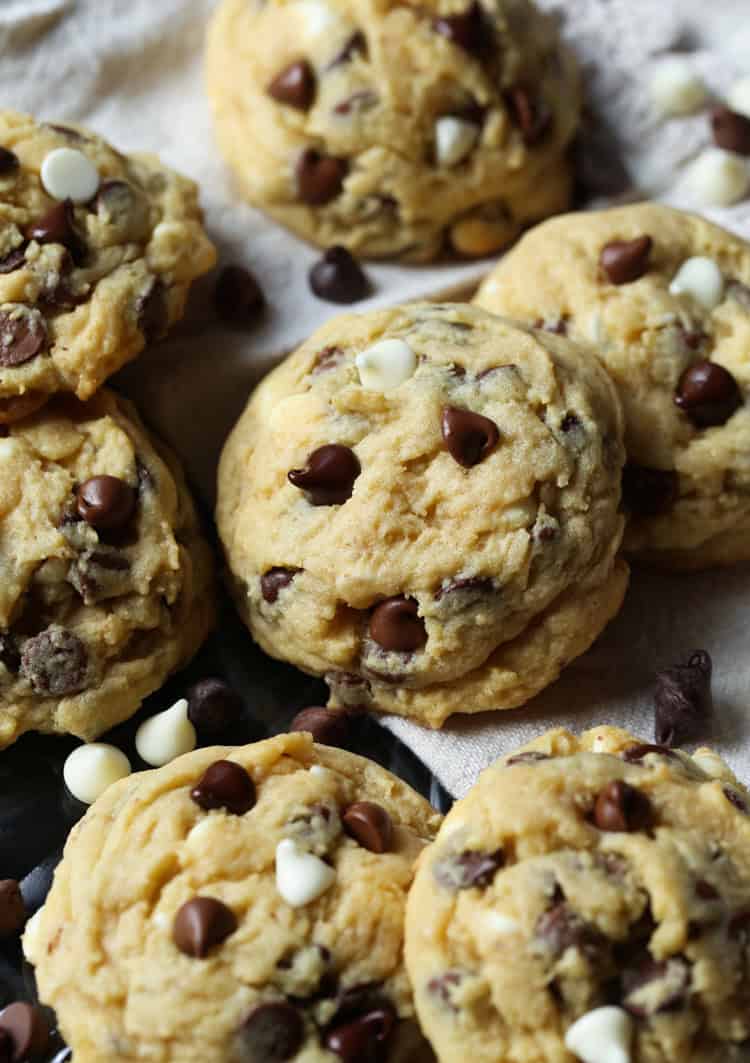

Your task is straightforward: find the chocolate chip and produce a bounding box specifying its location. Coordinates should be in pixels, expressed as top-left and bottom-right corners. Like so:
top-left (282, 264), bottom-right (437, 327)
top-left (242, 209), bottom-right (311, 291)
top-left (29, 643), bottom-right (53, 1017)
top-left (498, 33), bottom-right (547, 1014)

top-left (173, 897), bottom-right (237, 957)
top-left (728, 278), bottom-right (750, 310)
top-left (507, 87), bottom-right (552, 146)
top-left (0, 248), bottom-right (25, 275)
top-left (191, 760), bottom-right (256, 815)
top-left (186, 677), bottom-right (244, 733)
top-left (325, 1006), bottom-right (395, 1062)
top-left (342, 801), bottom-right (393, 853)
top-left (724, 787), bottom-right (748, 814)
top-left (328, 31), bottom-right (367, 68)
top-left (239, 1002), bottom-right (304, 1062)
top-left (27, 200), bottom-right (86, 265)
top-left (268, 60), bottom-right (316, 110)
top-left (260, 567), bottom-right (298, 604)
top-left (695, 879), bottom-right (719, 900)
top-left (289, 707), bottom-right (352, 747)
top-left (20, 625), bottom-right (87, 696)
top-left (0, 881), bottom-right (26, 939)
top-left (432, 3), bottom-right (487, 54)
top-left (441, 405), bottom-right (499, 467)
top-left (333, 91), bottom-right (378, 116)
top-left (296, 149), bottom-right (347, 206)
top-left (621, 463), bottom-right (678, 517)
top-left (0, 1003), bottom-right (49, 1061)
top-left (729, 910), bottom-right (750, 940)
top-left (309, 246), bottom-right (371, 304)
top-left (711, 106), bottom-right (750, 156)
top-left (599, 236), bottom-right (653, 285)
top-left (136, 278), bottom-right (168, 342)
top-left (312, 345), bottom-right (345, 373)
top-left (76, 476), bottom-right (136, 531)
top-left (288, 444), bottom-right (360, 505)
top-left (560, 412), bottom-right (582, 433)
top-left (674, 361), bottom-right (742, 428)
top-left (370, 596), bottom-right (426, 653)
top-left (623, 743), bottom-right (679, 763)
top-left (0, 148), bottom-right (19, 176)
top-left (433, 848), bottom-right (504, 890)
top-left (654, 649), bottom-right (712, 747)
top-left (0, 634), bottom-right (19, 674)
top-left (535, 316), bottom-right (568, 336)
top-left (215, 265), bottom-right (265, 328)
top-left (535, 903), bottom-right (608, 962)
top-left (593, 781), bottom-right (652, 832)
top-left (0, 306), bottom-right (47, 367)
top-left (434, 576), bottom-right (494, 602)
top-left (621, 956), bottom-right (690, 1017)
top-left (95, 179), bottom-right (136, 217)
top-left (506, 751), bottom-right (551, 766)
top-left (427, 971), bottom-right (463, 1009)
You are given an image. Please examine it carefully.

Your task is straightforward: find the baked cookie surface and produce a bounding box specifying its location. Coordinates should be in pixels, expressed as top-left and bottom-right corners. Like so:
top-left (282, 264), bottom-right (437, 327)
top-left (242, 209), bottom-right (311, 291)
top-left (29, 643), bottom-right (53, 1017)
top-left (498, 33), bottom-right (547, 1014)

top-left (217, 303), bottom-right (627, 727)
top-left (206, 0), bottom-right (579, 261)
top-left (475, 203), bottom-right (750, 567)
top-left (406, 726), bottom-right (750, 1063)
top-left (24, 731), bottom-right (441, 1062)
top-left (0, 110), bottom-right (215, 420)
top-left (0, 389), bottom-right (214, 748)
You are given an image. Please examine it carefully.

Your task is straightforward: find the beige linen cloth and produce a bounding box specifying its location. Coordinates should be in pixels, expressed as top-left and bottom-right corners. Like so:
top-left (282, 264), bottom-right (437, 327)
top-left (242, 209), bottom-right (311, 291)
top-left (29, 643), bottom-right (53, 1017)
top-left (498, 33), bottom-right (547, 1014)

top-left (4, 0), bottom-right (750, 796)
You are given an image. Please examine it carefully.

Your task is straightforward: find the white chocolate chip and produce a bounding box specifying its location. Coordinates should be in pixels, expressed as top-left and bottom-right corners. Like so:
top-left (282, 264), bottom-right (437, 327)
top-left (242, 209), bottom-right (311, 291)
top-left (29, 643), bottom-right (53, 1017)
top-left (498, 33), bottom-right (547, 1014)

top-left (669, 256), bottom-right (725, 310)
top-left (484, 911), bottom-right (519, 935)
top-left (356, 339), bottom-right (417, 392)
top-left (649, 58), bottom-right (707, 117)
top-left (435, 117), bottom-right (479, 168)
top-left (295, 0), bottom-right (338, 36)
top-left (275, 838), bottom-right (336, 907)
top-left (309, 765), bottom-right (328, 777)
top-left (691, 748), bottom-right (730, 779)
top-left (40, 147), bottom-right (100, 203)
top-left (62, 743), bottom-right (131, 804)
top-left (564, 1006), bottom-right (633, 1063)
top-left (680, 148), bottom-right (750, 207)
top-left (727, 76), bottom-right (750, 120)
top-left (135, 698), bottom-right (196, 767)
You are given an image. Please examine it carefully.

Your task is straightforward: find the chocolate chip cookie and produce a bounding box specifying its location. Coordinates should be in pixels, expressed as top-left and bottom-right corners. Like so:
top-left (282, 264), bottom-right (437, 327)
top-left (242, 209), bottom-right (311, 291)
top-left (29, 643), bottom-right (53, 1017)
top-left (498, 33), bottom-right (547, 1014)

top-left (475, 203), bottom-right (750, 568)
top-left (24, 731), bottom-right (441, 1062)
top-left (205, 0), bottom-right (580, 261)
top-left (0, 110), bottom-right (215, 422)
top-left (0, 389), bottom-right (215, 748)
top-left (406, 726), bottom-right (750, 1063)
top-left (216, 303), bottom-right (628, 728)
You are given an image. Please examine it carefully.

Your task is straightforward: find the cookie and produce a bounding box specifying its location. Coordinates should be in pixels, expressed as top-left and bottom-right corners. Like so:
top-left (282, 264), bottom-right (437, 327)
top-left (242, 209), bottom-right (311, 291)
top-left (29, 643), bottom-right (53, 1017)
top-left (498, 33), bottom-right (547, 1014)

top-left (24, 731), bottom-right (441, 1062)
top-left (0, 389), bottom-right (215, 748)
top-left (216, 303), bottom-right (628, 728)
top-left (406, 726), bottom-right (750, 1063)
top-left (474, 203), bottom-right (750, 568)
top-left (205, 0), bottom-right (579, 262)
top-left (0, 110), bottom-right (216, 421)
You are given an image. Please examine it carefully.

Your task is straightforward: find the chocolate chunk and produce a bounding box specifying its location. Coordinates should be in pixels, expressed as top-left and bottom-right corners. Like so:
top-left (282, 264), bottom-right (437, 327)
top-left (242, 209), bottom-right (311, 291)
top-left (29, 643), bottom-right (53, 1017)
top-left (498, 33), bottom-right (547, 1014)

top-left (0, 1003), bottom-right (49, 1061)
top-left (654, 649), bottom-right (712, 746)
top-left (268, 60), bottom-right (316, 110)
top-left (288, 444), bottom-right (360, 505)
top-left (432, 2), bottom-right (487, 54)
top-left (506, 751), bottom-right (551, 766)
top-left (239, 1002), bottom-right (304, 1062)
top-left (20, 626), bottom-right (87, 696)
top-left (325, 1006), bottom-right (395, 1062)
top-left (215, 265), bottom-right (265, 328)
top-left (0, 306), bottom-right (47, 367)
top-left (191, 760), bottom-right (256, 815)
top-left (621, 463), bottom-right (678, 517)
top-left (296, 149), bottom-right (347, 206)
top-left (289, 707), bottom-right (352, 748)
top-left (724, 787), bottom-right (748, 814)
top-left (260, 567), bottom-right (298, 604)
top-left (76, 476), bottom-right (136, 531)
top-left (27, 200), bottom-right (86, 265)
top-left (186, 677), bottom-right (244, 733)
top-left (623, 743), bottom-right (679, 763)
top-left (0, 148), bottom-right (19, 176)
top-left (506, 87), bottom-right (552, 146)
top-left (433, 848), bottom-right (504, 890)
top-left (0, 248), bottom-right (25, 275)
top-left (441, 405), bottom-right (499, 467)
top-left (535, 903), bottom-right (608, 962)
top-left (328, 31), bottom-right (367, 68)
top-left (711, 106), bottom-right (750, 156)
top-left (674, 361), bottom-right (742, 428)
top-left (173, 897), bottom-right (237, 957)
top-left (309, 246), bottom-right (371, 304)
top-left (136, 278), bottom-right (168, 342)
top-left (370, 596), bottom-right (426, 653)
top-left (0, 880), bottom-right (26, 939)
top-left (593, 781), bottom-right (652, 832)
top-left (621, 956), bottom-right (690, 1017)
top-left (599, 236), bottom-right (653, 285)
top-left (342, 801), bottom-right (393, 853)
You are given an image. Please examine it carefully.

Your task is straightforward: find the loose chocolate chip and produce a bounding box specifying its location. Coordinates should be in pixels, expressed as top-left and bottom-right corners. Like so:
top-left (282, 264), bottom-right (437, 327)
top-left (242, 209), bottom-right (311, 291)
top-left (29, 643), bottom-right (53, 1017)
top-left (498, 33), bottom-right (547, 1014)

top-left (309, 246), bottom-right (371, 304)
top-left (187, 677), bottom-right (244, 733)
top-left (290, 707), bottom-right (352, 747)
top-left (325, 1006), bottom-right (395, 1062)
top-left (654, 649), bottom-right (713, 747)
top-left (674, 361), bottom-right (742, 428)
top-left (506, 87), bottom-right (552, 146)
top-left (535, 903), bottom-right (608, 962)
top-left (0, 881), bottom-right (26, 939)
top-left (268, 60), bottom-right (316, 110)
top-left (0, 148), bottom-right (19, 176)
top-left (239, 1002), bottom-right (304, 1062)
top-left (296, 149), bottom-right (348, 206)
top-left (20, 626), bottom-right (87, 697)
top-left (27, 200), bottom-right (86, 265)
top-left (370, 596), bottom-right (426, 653)
top-left (506, 751), bottom-right (551, 766)
top-left (724, 787), bottom-right (748, 814)
top-left (328, 31), bottom-right (367, 68)
top-left (0, 307), bottom-right (47, 367)
top-left (215, 265), bottom-right (265, 328)
top-left (621, 956), bottom-right (690, 1017)
top-left (76, 476), bottom-right (136, 531)
top-left (623, 743), bottom-right (679, 763)
top-left (0, 1003), bottom-right (49, 1061)
top-left (342, 801), bottom-right (393, 853)
top-left (593, 781), bottom-right (653, 832)
top-left (432, 2), bottom-right (487, 55)
top-left (621, 463), bottom-right (678, 517)
top-left (433, 848), bottom-right (504, 890)
top-left (136, 278), bottom-right (168, 342)
top-left (288, 444), bottom-right (360, 505)
top-left (191, 760), bottom-right (256, 815)
top-left (441, 405), bottom-right (499, 467)
top-left (599, 236), bottom-right (653, 285)
top-left (711, 106), bottom-right (750, 156)
top-left (0, 248), bottom-right (25, 275)
top-left (173, 897), bottom-right (237, 958)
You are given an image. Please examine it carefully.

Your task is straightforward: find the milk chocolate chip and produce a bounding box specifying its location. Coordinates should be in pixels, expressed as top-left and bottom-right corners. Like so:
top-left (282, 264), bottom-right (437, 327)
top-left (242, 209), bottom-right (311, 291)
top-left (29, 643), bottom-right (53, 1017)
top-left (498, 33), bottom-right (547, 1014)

top-left (268, 61), bottom-right (316, 110)
top-left (0, 307), bottom-right (47, 367)
top-left (239, 1002), bottom-right (304, 1062)
top-left (191, 760), bottom-right (256, 815)
top-left (441, 405), bottom-right (499, 467)
top-left (654, 650), bottom-right (712, 746)
top-left (600, 236), bottom-right (652, 285)
top-left (593, 781), bottom-right (652, 832)
top-left (173, 897), bottom-right (237, 957)
top-left (296, 149), bottom-right (347, 206)
top-left (370, 596), bottom-right (426, 652)
top-left (76, 476), bottom-right (136, 531)
top-left (342, 801), bottom-right (393, 852)
top-left (288, 445), bottom-right (360, 505)
top-left (674, 361), bottom-right (741, 427)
